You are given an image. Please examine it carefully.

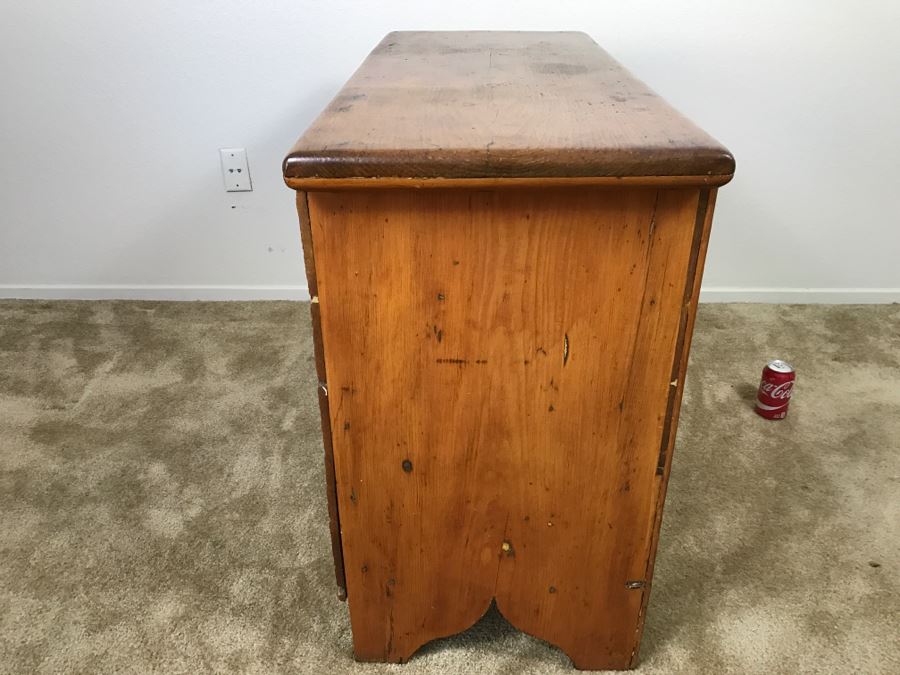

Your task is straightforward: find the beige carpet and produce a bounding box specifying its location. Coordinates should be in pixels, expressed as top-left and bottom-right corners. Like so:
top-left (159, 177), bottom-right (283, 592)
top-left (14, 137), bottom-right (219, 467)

top-left (0, 301), bottom-right (897, 674)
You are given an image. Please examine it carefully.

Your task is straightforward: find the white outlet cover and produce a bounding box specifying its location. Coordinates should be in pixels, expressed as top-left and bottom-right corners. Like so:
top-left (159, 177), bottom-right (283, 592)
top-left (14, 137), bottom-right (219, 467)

top-left (220, 148), bottom-right (252, 192)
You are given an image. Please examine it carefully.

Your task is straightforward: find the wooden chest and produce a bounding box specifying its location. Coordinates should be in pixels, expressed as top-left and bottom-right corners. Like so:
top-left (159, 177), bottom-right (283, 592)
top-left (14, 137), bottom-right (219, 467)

top-left (283, 31), bottom-right (733, 670)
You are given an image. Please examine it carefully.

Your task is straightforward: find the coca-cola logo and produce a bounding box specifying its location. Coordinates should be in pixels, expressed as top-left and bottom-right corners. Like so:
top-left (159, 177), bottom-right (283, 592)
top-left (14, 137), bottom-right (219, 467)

top-left (759, 380), bottom-right (793, 400)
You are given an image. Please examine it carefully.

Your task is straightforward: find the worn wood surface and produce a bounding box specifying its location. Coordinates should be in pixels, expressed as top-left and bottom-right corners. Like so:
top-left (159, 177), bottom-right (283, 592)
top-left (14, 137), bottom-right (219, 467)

top-left (284, 32), bottom-right (734, 185)
top-left (296, 192), bottom-right (346, 600)
top-left (307, 187), bottom-right (708, 669)
top-left (628, 188), bottom-right (716, 665)
top-left (286, 174), bottom-right (732, 191)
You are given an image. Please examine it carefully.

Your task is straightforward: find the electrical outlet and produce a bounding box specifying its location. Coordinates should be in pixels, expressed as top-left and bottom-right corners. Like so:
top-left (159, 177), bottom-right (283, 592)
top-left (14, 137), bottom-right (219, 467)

top-left (220, 148), bottom-right (252, 191)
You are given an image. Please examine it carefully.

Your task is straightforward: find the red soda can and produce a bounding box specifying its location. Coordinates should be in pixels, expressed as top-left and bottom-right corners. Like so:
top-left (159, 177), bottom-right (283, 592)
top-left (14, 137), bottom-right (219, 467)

top-left (755, 359), bottom-right (795, 420)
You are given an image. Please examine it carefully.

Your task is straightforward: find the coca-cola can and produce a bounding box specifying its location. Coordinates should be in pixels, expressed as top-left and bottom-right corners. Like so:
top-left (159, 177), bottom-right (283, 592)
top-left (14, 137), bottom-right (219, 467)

top-left (755, 359), bottom-right (795, 420)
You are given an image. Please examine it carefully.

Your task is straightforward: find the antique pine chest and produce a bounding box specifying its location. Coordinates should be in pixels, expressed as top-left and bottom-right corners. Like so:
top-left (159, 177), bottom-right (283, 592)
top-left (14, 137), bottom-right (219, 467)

top-left (283, 31), bottom-right (733, 670)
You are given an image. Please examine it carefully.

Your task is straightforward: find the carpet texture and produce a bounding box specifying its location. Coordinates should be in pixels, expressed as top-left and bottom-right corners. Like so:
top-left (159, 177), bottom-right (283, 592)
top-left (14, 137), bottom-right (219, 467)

top-left (0, 301), bottom-right (897, 674)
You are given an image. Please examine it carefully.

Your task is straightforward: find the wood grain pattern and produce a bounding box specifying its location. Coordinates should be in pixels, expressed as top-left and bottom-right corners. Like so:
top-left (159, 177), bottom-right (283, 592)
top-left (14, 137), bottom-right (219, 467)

top-left (286, 174), bottom-right (732, 191)
top-left (629, 188), bottom-right (717, 665)
top-left (284, 32), bottom-right (734, 184)
top-left (296, 192), bottom-right (346, 600)
top-left (308, 187), bottom-right (706, 669)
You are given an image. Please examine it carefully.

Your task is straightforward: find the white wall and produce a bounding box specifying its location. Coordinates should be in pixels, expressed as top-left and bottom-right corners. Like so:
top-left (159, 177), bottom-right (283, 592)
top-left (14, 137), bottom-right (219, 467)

top-left (1, 1), bottom-right (898, 302)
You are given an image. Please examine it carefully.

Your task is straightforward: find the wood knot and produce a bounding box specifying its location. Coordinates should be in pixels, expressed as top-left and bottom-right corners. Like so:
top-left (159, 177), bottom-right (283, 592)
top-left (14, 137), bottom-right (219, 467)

top-left (401, 459), bottom-right (413, 473)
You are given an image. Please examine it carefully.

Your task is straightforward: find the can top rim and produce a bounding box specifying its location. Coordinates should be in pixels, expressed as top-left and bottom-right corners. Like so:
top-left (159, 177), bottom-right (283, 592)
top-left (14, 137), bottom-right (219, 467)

top-left (768, 359), bottom-right (794, 373)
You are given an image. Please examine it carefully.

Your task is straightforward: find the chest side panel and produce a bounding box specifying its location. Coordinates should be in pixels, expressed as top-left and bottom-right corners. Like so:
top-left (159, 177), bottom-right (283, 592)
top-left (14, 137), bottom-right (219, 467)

top-left (309, 187), bottom-right (700, 666)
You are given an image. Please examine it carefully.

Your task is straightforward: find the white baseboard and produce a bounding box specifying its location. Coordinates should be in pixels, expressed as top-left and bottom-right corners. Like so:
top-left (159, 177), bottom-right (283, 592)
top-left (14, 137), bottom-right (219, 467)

top-left (699, 287), bottom-right (900, 304)
top-left (0, 285), bottom-right (311, 301)
top-left (0, 285), bottom-right (897, 304)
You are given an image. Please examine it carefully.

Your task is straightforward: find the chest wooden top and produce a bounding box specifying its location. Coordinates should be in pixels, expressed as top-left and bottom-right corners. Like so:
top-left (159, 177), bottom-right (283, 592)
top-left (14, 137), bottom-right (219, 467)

top-left (283, 31), bottom-right (734, 188)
